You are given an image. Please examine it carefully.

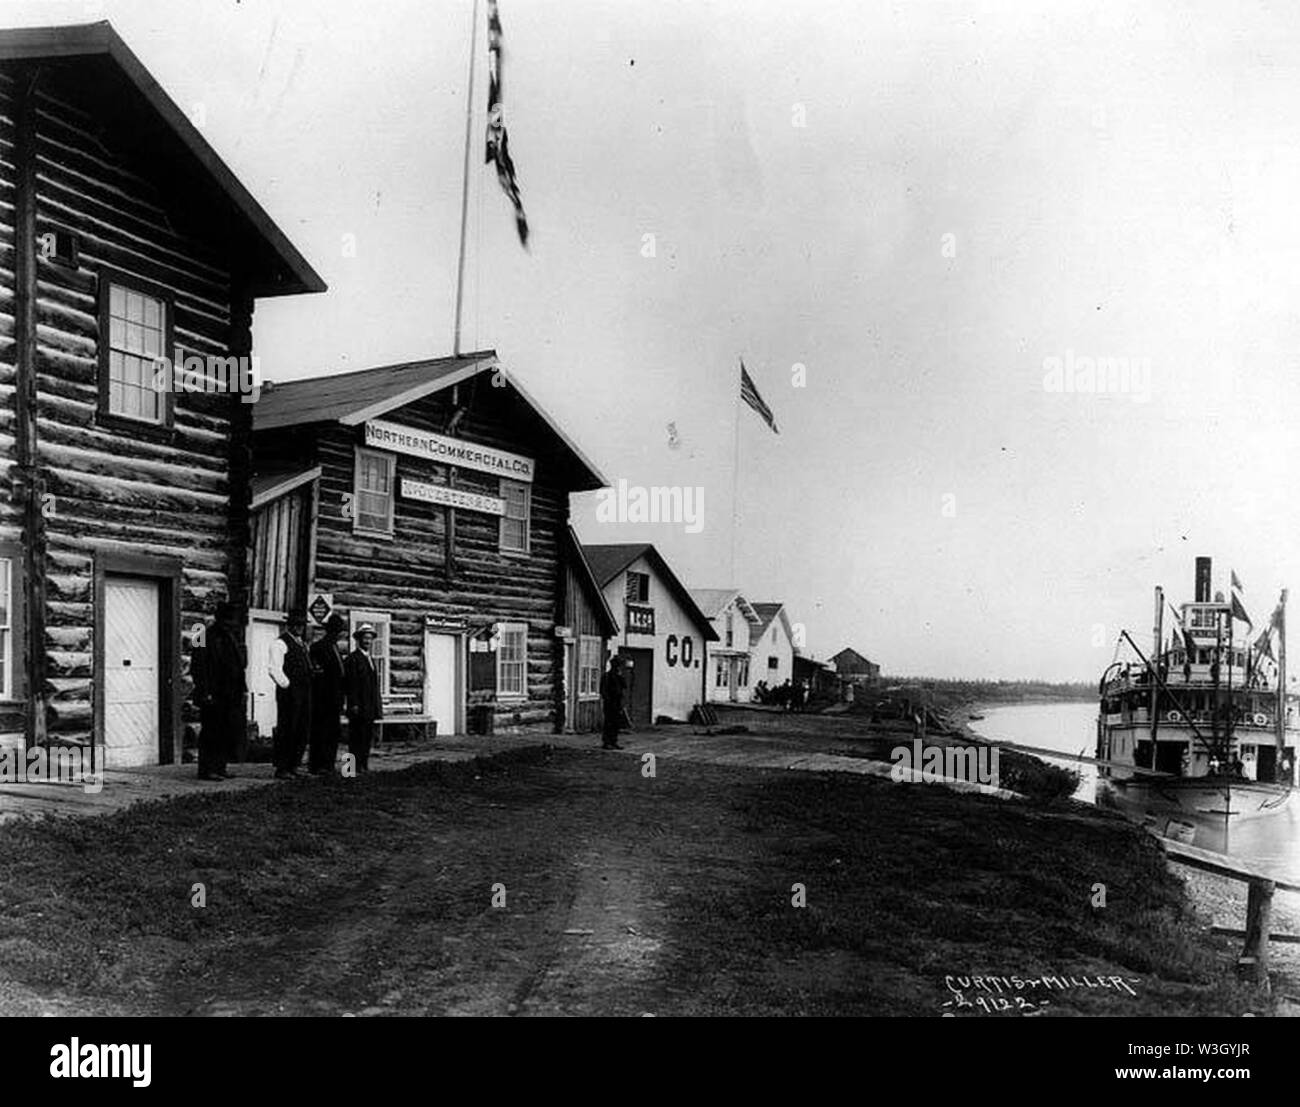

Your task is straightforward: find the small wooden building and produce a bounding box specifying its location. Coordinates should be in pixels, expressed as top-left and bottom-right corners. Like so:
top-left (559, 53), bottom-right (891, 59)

top-left (582, 544), bottom-right (716, 724)
top-left (831, 647), bottom-right (881, 682)
top-left (559, 528), bottom-right (618, 734)
top-left (750, 602), bottom-right (796, 692)
top-left (0, 23), bottom-right (324, 765)
top-left (248, 353), bottom-right (607, 738)
top-left (691, 588), bottom-right (763, 704)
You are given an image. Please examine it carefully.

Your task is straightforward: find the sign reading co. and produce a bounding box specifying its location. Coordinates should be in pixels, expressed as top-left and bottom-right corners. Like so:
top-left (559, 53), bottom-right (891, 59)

top-left (401, 478), bottom-right (505, 516)
top-left (366, 420), bottom-right (534, 483)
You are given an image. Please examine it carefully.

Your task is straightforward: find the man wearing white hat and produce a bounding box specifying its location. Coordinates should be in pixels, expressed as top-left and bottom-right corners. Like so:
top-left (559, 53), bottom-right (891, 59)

top-left (343, 622), bottom-right (383, 772)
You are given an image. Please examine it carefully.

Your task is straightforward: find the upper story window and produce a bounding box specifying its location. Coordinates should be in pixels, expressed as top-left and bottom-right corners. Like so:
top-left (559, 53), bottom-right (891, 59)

top-left (625, 571), bottom-right (649, 604)
top-left (725, 612), bottom-right (734, 648)
top-left (100, 278), bottom-right (172, 427)
top-left (500, 480), bottom-right (530, 553)
top-left (354, 448), bottom-right (395, 536)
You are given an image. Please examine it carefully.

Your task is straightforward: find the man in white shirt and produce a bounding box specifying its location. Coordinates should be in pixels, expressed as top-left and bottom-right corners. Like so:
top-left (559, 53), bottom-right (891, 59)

top-left (269, 610), bottom-right (313, 779)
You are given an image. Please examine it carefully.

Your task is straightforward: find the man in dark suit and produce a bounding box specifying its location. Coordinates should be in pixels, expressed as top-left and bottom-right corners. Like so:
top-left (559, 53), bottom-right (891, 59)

top-left (192, 601), bottom-right (247, 781)
top-left (344, 623), bottom-right (383, 772)
top-left (599, 654), bottom-right (625, 750)
top-left (309, 613), bottom-right (348, 775)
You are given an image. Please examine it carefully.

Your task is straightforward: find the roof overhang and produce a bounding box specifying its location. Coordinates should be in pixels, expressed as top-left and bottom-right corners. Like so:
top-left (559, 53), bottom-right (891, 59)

top-left (0, 21), bottom-right (326, 298)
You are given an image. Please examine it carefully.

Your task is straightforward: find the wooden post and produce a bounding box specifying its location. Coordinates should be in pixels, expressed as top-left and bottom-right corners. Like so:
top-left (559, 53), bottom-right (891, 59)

top-left (1238, 877), bottom-right (1274, 990)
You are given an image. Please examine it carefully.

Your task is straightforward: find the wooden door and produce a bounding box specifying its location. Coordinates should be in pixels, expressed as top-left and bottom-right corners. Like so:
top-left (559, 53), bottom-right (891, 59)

top-left (623, 647), bottom-right (654, 726)
top-left (248, 616), bottom-right (282, 737)
top-left (423, 631), bottom-right (459, 736)
top-left (104, 577), bottom-right (161, 767)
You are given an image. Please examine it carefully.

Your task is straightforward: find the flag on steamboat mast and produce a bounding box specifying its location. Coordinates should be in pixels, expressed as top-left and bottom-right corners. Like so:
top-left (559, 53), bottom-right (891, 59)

top-left (1230, 568), bottom-right (1253, 626)
top-left (740, 361), bottom-right (779, 434)
top-left (486, 0), bottom-right (529, 246)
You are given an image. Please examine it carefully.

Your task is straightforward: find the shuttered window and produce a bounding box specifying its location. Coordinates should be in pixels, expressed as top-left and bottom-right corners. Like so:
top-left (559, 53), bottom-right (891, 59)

top-left (499, 480), bottom-right (530, 553)
top-left (625, 571), bottom-right (649, 603)
top-left (354, 449), bottom-right (395, 536)
top-left (496, 622), bottom-right (527, 698)
top-left (106, 283), bottom-right (166, 423)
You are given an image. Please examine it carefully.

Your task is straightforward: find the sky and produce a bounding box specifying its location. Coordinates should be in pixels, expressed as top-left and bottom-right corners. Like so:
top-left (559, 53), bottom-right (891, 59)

top-left (7, 0), bottom-right (1300, 681)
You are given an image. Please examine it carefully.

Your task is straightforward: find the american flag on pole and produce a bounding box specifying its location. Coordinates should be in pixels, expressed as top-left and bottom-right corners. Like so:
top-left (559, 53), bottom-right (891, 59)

top-left (740, 360), bottom-right (779, 434)
top-left (486, 0), bottom-right (529, 246)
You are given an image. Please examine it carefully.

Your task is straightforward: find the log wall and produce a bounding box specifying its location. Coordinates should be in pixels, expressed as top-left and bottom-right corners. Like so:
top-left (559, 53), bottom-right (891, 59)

top-left (4, 62), bottom-right (253, 751)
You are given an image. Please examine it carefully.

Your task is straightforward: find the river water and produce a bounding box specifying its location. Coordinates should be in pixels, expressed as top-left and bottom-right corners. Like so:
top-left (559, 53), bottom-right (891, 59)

top-left (969, 701), bottom-right (1300, 882)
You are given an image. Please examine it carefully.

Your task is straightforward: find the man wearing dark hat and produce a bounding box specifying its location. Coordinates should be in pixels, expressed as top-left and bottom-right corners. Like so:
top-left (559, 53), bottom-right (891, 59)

top-left (269, 609), bottom-right (313, 779)
top-left (309, 613), bottom-right (348, 775)
top-left (343, 623), bottom-right (382, 772)
top-left (192, 601), bottom-right (247, 781)
top-left (599, 654), bottom-right (626, 750)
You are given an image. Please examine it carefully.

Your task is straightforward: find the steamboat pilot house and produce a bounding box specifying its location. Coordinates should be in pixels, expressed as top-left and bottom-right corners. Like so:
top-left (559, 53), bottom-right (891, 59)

top-left (1097, 556), bottom-right (1298, 786)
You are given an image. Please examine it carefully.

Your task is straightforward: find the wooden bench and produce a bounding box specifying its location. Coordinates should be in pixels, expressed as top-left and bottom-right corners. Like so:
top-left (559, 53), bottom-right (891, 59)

top-left (1161, 839), bottom-right (1300, 989)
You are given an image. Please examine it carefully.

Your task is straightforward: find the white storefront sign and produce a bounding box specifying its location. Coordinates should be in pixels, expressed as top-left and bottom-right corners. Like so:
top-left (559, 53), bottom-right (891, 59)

top-left (400, 477), bottom-right (505, 516)
top-left (366, 420), bottom-right (534, 482)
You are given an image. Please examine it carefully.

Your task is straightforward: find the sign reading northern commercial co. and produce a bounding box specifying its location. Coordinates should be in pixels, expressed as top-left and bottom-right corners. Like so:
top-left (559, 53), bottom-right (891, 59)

top-left (366, 420), bottom-right (534, 483)
top-left (400, 477), bottom-right (505, 516)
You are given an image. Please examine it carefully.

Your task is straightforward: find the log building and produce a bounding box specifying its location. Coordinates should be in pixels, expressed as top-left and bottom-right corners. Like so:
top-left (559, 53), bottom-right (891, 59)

top-left (0, 24), bottom-right (324, 766)
top-left (249, 354), bottom-right (610, 739)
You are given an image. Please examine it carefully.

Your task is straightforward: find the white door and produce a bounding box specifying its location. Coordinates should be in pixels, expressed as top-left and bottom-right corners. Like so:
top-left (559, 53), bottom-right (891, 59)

top-left (248, 617), bottom-right (282, 737)
top-left (104, 577), bottom-right (161, 767)
top-left (424, 632), bottom-right (459, 736)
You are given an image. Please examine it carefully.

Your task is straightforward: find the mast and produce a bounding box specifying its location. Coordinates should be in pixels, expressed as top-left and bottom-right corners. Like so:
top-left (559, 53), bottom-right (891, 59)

top-left (1150, 585), bottom-right (1162, 748)
top-left (1277, 589), bottom-right (1288, 767)
top-left (452, 0), bottom-right (482, 356)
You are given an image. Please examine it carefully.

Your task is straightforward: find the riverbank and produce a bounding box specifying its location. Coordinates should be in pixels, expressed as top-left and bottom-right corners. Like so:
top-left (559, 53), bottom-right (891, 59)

top-left (0, 735), bottom-right (1274, 1016)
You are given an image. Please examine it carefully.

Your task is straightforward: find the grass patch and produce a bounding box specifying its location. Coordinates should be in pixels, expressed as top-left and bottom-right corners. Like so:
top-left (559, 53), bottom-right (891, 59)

top-left (0, 745), bottom-right (1261, 1016)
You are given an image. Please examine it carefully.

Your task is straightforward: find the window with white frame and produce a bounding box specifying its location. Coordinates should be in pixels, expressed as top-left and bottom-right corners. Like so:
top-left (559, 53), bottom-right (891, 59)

top-left (497, 622), bottom-right (528, 697)
top-left (715, 658), bottom-right (729, 688)
top-left (354, 448), bottom-right (396, 536)
top-left (499, 480), bottom-right (530, 552)
top-left (0, 557), bottom-right (12, 699)
top-left (105, 283), bottom-right (167, 423)
top-left (347, 610), bottom-right (391, 695)
top-left (578, 635), bottom-right (602, 698)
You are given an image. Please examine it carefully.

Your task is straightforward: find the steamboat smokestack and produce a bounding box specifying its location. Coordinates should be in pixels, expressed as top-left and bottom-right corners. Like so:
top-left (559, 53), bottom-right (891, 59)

top-left (1195, 556), bottom-right (1212, 603)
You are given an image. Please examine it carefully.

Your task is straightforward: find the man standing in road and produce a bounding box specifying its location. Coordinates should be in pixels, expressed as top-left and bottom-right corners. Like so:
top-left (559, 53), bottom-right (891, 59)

top-left (600, 654), bottom-right (626, 750)
top-left (192, 601), bottom-right (247, 781)
top-left (344, 623), bottom-right (383, 772)
top-left (309, 613), bottom-right (348, 775)
top-left (269, 610), bottom-right (313, 779)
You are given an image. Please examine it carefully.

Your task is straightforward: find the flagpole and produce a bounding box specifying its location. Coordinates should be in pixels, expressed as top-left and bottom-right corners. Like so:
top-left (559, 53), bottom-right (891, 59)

top-left (453, 0), bottom-right (481, 357)
top-left (730, 360), bottom-right (742, 585)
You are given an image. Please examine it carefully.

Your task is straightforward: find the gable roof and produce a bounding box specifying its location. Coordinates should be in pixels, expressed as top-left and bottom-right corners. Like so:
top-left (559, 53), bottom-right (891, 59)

top-left (253, 351), bottom-right (607, 490)
top-left (581, 543), bottom-right (718, 640)
top-left (831, 647), bottom-right (877, 669)
top-left (751, 602), bottom-right (792, 643)
top-left (0, 22), bottom-right (325, 298)
top-left (564, 528), bottom-right (618, 637)
top-left (689, 588), bottom-right (761, 625)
